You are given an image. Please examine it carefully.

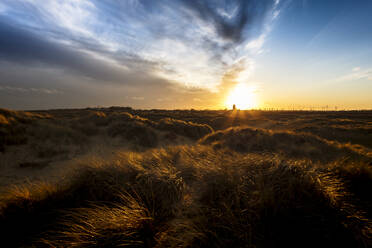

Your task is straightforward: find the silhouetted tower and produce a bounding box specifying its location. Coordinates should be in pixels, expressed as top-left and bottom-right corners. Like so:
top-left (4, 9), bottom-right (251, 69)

top-left (232, 104), bottom-right (236, 111)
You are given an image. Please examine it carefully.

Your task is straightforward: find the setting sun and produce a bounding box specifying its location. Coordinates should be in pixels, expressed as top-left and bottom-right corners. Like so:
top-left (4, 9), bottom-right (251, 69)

top-left (225, 83), bottom-right (259, 110)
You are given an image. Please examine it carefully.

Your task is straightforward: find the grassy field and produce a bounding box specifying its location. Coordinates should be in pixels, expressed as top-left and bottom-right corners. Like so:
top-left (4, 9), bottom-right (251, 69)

top-left (0, 107), bottom-right (371, 247)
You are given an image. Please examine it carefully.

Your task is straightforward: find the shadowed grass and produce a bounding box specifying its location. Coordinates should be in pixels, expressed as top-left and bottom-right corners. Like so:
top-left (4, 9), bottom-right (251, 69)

top-left (0, 108), bottom-right (371, 247)
top-left (0, 146), bottom-right (370, 247)
top-left (199, 126), bottom-right (371, 162)
top-left (155, 118), bottom-right (213, 140)
top-left (0, 108), bottom-right (51, 153)
top-left (44, 195), bottom-right (154, 248)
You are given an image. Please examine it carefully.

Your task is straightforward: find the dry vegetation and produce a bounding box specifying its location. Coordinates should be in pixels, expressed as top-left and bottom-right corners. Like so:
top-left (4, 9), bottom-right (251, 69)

top-left (0, 107), bottom-right (371, 247)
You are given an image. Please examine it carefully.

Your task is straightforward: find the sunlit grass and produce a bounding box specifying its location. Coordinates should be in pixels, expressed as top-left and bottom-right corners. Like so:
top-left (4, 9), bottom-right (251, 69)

top-left (0, 107), bottom-right (371, 247)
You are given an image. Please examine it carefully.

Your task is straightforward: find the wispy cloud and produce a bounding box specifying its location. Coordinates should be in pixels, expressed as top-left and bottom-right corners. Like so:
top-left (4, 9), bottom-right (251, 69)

top-left (0, 85), bottom-right (63, 94)
top-left (335, 67), bottom-right (372, 82)
top-left (131, 96), bottom-right (145, 101)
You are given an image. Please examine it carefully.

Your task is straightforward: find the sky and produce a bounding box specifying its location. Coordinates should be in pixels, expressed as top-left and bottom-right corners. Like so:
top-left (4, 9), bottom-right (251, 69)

top-left (0, 0), bottom-right (371, 110)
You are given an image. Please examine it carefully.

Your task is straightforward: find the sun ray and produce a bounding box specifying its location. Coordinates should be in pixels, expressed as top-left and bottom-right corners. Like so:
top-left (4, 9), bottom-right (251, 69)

top-left (225, 83), bottom-right (259, 110)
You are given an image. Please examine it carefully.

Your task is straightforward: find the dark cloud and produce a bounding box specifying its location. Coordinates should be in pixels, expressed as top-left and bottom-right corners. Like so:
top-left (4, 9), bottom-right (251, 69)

top-left (131, 0), bottom-right (277, 73)
top-left (0, 19), bottom-right (218, 110)
top-left (0, 61), bottom-right (218, 110)
top-left (178, 0), bottom-right (274, 43)
top-left (0, 0), bottom-right (277, 73)
top-left (0, 17), bottom-right (166, 84)
top-left (137, 0), bottom-right (276, 44)
top-left (92, 0), bottom-right (277, 65)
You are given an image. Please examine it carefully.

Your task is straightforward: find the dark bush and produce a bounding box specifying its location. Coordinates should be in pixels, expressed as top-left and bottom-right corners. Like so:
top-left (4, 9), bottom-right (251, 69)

top-left (108, 121), bottom-right (158, 148)
top-left (200, 126), bottom-right (369, 162)
top-left (156, 118), bottom-right (213, 140)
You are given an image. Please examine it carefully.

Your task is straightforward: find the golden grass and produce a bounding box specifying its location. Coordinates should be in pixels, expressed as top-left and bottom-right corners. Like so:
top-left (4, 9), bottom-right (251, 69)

top-left (47, 195), bottom-right (154, 247)
top-left (0, 114), bottom-right (10, 125)
top-left (0, 108), bottom-right (371, 247)
top-left (0, 146), bottom-right (371, 247)
top-left (199, 126), bottom-right (371, 162)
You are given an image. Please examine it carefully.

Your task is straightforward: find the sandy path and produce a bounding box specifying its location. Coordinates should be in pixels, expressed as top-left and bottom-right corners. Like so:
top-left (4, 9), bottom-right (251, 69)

top-left (0, 136), bottom-right (129, 196)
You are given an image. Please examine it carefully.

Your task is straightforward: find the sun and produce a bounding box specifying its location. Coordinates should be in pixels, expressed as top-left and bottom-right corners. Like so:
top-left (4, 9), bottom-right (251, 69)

top-left (225, 83), bottom-right (258, 110)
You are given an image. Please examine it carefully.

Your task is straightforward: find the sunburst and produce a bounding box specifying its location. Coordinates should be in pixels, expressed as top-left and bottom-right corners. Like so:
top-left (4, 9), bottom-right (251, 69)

top-left (225, 83), bottom-right (258, 110)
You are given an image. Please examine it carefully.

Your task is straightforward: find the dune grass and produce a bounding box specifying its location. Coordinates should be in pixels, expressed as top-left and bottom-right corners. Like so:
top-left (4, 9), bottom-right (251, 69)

top-left (0, 145), bottom-right (370, 247)
top-left (0, 108), bottom-right (371, 247)
top-left (199, 126), bottom-right (371, 162)
top-left (0, 108), bottom-right (52, 153)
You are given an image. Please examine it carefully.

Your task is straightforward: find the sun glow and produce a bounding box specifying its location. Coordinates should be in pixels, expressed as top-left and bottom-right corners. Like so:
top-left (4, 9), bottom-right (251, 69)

top-left (225, 83), bottom-right (259, 110)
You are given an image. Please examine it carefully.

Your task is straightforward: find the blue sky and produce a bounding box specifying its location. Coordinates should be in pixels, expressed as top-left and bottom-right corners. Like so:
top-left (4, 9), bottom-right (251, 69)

top-left (0, 0), bottom-right (371, 110)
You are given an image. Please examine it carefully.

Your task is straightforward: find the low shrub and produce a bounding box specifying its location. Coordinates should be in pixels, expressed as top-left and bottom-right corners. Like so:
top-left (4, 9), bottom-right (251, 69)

top-left (78, 111), bottom-right (110, 127)
top-left (156, 118), bottom-right (213, 140)
top-left (200, 126), bottom-right (370, 162)
top-left (27, 121), bottom-right (88, 146)
top-left (0, 154), bottom-right (185, 247)
top-left (108, 121), bottom-right (158, 148)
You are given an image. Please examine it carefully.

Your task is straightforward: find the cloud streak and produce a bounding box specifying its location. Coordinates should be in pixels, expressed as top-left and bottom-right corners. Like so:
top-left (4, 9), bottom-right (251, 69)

top-left (335, 67), bottom-right (372, 82)
top-left (0, 85), bottom-right (63, 94)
